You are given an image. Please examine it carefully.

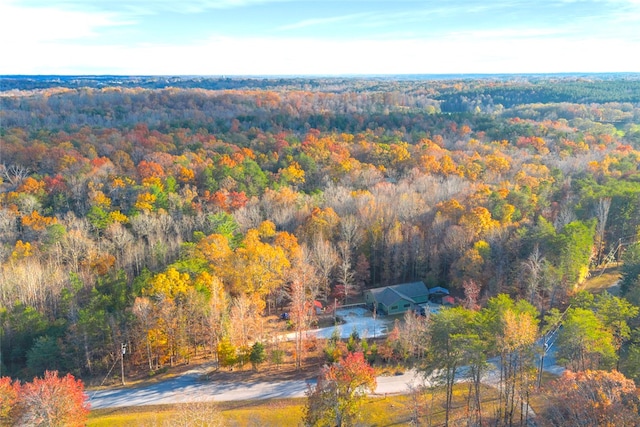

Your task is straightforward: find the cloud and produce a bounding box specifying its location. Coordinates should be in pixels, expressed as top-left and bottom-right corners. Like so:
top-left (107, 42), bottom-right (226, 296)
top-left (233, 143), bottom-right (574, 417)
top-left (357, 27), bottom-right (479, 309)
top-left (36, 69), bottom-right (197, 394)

top-left (277, 12), bottom-right (373, 31)
top-left (7, 0), bottom-right (291, 14)
top-left (0, 1), bottom-right (131, 44)
top-left (4, 33), bottom-right (639, 75)
top-left (1, 0), bottom-right (639, 75)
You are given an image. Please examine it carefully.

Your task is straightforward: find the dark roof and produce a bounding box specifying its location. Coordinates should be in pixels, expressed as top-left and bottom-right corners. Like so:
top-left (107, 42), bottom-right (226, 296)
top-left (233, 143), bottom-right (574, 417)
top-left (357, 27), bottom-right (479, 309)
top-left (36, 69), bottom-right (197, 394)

top-left (368, 281), bottom-right (429, 308)
top-left (429, 286), bottom-right (450, 295)
top-left (374, 288), bottom-right (407, 307)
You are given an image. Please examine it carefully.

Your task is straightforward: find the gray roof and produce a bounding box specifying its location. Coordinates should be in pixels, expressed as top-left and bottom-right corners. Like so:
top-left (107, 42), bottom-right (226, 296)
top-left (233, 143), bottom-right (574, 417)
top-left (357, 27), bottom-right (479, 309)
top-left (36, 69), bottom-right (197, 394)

top-left (369, 281), bottom-right (429, 307)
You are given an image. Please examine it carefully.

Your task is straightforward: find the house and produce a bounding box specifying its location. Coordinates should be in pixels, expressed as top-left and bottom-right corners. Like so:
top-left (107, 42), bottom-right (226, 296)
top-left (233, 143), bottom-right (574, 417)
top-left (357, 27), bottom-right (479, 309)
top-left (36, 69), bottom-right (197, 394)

top-left (428, 286), bottom-right (450, 304)
top-left (364, 281), bottom-right (430, 315)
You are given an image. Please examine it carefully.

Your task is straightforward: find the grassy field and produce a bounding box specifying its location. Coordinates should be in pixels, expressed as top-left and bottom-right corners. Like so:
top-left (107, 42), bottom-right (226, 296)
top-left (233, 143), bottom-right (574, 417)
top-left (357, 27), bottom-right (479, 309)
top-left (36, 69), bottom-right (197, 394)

top-left (88, 399), bottom-right (306, 427)
top-left (579, 267), bottom-right (621, 294)
top-left (88, 383), bottom-right (517, 426)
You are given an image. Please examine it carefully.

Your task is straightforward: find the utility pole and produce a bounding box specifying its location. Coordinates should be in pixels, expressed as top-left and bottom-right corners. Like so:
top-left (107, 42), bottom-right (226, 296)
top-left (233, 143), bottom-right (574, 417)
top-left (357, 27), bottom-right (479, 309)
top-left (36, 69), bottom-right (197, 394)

top-left (121, 343), bottom-right (127, 386)
top-left (373, 305), bottom-right (377, 339)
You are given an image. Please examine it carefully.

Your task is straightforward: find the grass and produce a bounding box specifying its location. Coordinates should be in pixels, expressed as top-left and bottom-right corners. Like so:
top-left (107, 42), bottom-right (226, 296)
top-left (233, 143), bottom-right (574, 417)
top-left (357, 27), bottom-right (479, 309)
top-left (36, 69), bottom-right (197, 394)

top-left (89, 383), bottom-right (515, 426)
top-left (89, 399), bottom-right (306, 427)
top-left (579, 266), bottom-right (621, 294)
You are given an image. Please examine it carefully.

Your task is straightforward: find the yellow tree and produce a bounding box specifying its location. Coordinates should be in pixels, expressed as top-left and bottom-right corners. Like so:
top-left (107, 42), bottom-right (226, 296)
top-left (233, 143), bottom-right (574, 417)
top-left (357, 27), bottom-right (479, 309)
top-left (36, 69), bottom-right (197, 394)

top-left (298, 207), bottom-right (340, 243)
top-left (193, 272), bottom-right (228, 357)
top-left (231, 229), bottom-right (290, 312)
top-left (196, 234), bottom-right (232, 278)
top-left (143, 268), bottom-right (192, 366)
top-left (146, 267), bottom-right (191, 299)
top-left (278, 161), bottom-right (306, 187)
top-left (484, 153), bottom-right (512, 178)
top-left (459, 206), bottom-right (499, 237)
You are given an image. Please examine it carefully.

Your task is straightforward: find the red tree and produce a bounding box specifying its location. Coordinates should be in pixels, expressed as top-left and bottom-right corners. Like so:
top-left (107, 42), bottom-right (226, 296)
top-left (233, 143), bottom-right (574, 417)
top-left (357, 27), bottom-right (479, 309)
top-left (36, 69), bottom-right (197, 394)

top-left (17, 371), bottom-right (90, 427)
top-left (305, 352), bottom-right (376, 426)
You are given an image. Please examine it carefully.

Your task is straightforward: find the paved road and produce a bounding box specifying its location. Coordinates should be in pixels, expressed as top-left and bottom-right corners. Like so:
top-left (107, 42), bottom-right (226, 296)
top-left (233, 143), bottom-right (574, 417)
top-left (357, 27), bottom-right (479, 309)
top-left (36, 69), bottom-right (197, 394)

top-left (89, 349), bottom-right (564, 409)
top-left (89, 365), bottom-right (425, 409)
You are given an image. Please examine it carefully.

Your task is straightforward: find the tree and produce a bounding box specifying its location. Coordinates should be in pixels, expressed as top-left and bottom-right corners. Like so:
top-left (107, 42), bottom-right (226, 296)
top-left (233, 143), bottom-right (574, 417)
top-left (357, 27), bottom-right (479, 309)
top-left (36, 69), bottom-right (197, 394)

top-left (26, 335), bottom-right (64, 377)
top-left (304, 352), bottom-right (376, 427)
top-left (521, 245), bottom-right (545, 309)
top-left (230, 229), bottom-right (290, 311)
top-left (0, 376), bottom-right (19, 425)
top-left (199, 272), bottom-right (228, 358)
top-left (593, 292), bottom-right (639, 362)
top-left (462, 278), bottom-right (481, 311)
top-left (289, 277), bottom-right (312, 370)
top-left (16, 371), bottom-right (90, 427)
top-left (217, 336), bottom-right (236, 369)
top-left (483, 294), bottom-right (539, 427)
top-left (553, 220), bottom-right (596, 288)
top-left (540, 370), bottom-right (639, 427)
top-left (249, 341), bottom-right (266, 371)
top-left (556, 307), bottom-right (617, 371)
top-left (620, 242), bottom-right (640, 304)
top-left (310, 238), bottom-right (338, 300)
top-left (425, 306), bottom-right (475, 426)
top-left (594, 197), bottom-right (612, 265)
top-left (335, 241), bottom-right (357, 305)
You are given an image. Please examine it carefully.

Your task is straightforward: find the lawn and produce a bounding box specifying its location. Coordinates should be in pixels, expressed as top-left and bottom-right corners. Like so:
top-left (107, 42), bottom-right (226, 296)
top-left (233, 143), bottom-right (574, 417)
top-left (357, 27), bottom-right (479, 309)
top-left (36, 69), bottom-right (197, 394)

top-left (89, 383), bottom-right (515, 426)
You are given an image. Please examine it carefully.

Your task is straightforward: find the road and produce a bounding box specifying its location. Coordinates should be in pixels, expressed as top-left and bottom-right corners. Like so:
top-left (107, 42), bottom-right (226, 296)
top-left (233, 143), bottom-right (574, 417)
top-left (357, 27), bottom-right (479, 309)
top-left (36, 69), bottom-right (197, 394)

top-left (88, 365), bottom-right (426, 409)
top-left (89, 347), bottom-right (564, 409)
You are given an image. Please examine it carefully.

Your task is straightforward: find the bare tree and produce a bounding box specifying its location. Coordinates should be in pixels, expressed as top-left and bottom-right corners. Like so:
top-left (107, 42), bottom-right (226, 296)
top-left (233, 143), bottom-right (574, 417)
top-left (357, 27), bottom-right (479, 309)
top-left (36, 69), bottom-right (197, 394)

top-left (554, 204), bottom-right (577, 231)
top-left (229, 294), bottom-right (260, 348)
top-left (339, 214), bottom-right (362, 251)
top-left (594, 197), bottom-right (611, 265)
top-left (336, 241), bottom-right (356, 304)
top-left (522, 245), bottom-right (545, 309)
top-left (310, 238), bottom-right (338, 300)
top-left (0, 163), bottom-right (30, 186)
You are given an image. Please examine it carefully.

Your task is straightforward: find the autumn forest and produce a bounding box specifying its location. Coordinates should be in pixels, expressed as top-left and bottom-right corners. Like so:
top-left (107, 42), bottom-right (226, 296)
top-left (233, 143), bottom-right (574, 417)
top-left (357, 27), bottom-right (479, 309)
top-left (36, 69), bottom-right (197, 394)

top-left (2, 75), bottom-right (640, 425)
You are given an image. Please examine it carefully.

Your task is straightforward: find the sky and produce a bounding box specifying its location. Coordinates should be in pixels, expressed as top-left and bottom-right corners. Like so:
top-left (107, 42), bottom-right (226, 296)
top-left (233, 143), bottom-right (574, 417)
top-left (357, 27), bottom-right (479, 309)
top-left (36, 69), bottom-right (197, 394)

top-left (1, 0), bottom-right (640, 75)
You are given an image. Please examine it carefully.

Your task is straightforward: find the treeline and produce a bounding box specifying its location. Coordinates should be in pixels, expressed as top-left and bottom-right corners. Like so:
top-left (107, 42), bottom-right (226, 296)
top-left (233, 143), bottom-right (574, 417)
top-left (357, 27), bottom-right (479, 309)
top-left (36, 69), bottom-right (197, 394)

top-left (1, 78), bottom-right (640, 383)
top-left (438, 77), bottom-right (640, 111)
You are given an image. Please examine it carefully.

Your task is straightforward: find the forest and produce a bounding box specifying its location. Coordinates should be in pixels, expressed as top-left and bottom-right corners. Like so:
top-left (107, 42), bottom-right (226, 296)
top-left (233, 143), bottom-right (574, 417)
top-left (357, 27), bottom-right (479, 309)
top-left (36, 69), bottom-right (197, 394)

top-left (2, 74), bottom-right (640, 424)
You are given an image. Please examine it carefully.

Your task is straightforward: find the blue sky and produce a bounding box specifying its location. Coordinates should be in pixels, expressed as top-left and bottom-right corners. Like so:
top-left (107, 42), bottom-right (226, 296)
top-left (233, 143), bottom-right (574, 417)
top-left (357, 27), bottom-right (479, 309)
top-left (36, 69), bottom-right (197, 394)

top-left (1, 0), bottom-right (639, 75)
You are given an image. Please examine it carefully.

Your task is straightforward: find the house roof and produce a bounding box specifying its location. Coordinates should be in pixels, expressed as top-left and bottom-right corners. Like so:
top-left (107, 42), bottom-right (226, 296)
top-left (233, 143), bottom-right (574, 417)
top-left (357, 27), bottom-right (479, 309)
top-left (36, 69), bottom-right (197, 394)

top-left (429, 286), bottom-right (450, 295)
top-left (368, 281), bottom-right (429, 308)
top-left (374, 288), bottom-right (407, 307)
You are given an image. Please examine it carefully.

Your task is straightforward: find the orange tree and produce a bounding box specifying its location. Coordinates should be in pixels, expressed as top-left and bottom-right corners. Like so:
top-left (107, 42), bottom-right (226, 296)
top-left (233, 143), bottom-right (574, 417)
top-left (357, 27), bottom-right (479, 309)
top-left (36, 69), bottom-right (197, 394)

top-left (11, 371), bottom-right (89, 427)
top-left (304, 351), bottom-right (376, 427)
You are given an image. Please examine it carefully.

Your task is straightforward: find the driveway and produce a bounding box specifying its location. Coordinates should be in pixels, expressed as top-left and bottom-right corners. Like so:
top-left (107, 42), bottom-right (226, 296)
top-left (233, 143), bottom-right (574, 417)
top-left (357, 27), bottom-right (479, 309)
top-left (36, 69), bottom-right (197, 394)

top-left (285, 307), bottom-right (394, 341)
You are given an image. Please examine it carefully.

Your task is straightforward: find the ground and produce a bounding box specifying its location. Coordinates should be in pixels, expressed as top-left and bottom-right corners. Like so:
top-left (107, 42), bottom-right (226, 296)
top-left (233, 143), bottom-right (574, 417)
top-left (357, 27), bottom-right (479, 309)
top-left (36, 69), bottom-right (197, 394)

top-left (579, 266), bottom-right (621, 295)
